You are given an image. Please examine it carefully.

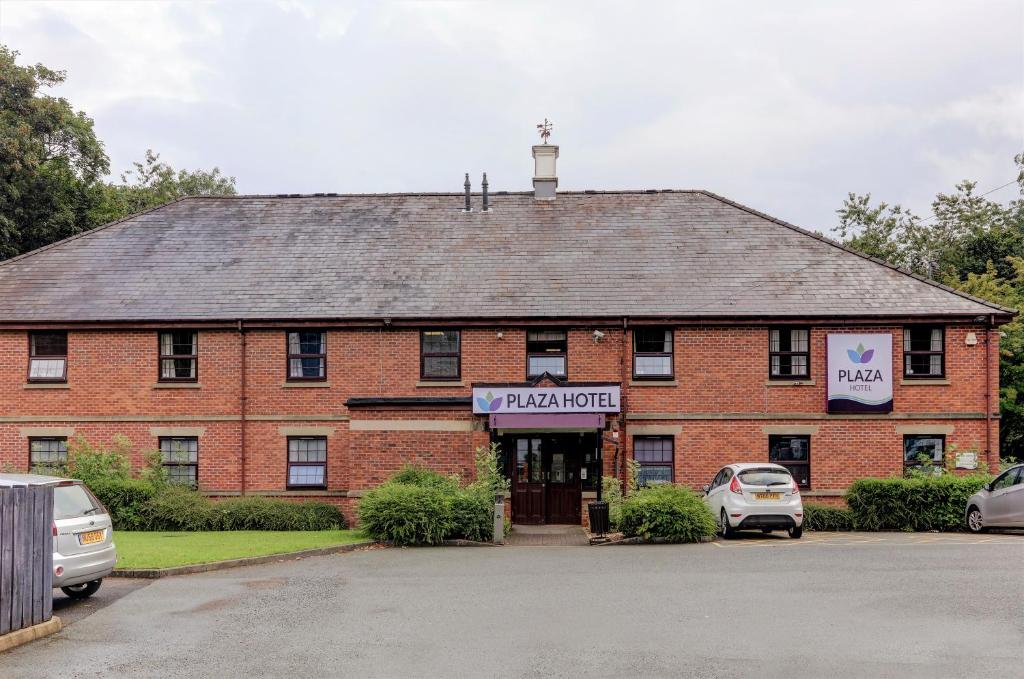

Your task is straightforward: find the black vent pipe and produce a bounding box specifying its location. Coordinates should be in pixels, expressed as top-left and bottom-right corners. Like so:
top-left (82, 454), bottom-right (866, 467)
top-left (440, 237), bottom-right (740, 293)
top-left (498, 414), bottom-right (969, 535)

top-left (464, 173), bottom-right (471, 211)
top-left (481, 172), bottom-right (489, 212)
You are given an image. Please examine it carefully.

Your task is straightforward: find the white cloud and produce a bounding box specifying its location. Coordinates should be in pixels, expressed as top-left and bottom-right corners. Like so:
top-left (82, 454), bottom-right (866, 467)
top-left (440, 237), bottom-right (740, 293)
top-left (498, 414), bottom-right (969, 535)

top-left (0, 0), bottom-right (1020, 230)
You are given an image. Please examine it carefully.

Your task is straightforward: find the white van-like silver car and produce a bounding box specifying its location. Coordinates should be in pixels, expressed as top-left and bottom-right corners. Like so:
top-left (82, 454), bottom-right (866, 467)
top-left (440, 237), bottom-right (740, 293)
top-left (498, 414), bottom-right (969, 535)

top-left (0, 473), bottom-right (117, 599)
top-left (702, 463), bottom-right (804, 539)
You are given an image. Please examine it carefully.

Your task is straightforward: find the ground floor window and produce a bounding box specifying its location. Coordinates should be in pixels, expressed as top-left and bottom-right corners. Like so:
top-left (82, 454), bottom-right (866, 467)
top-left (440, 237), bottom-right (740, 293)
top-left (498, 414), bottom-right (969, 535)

top-left (160, 437), bottom-right (198, 486)
top-left (287, 437), bottom-right (327, 488)
top-left (903, 434), bottom-right (944, 468)
top-left (29, 437), bottom-right (68, 474)
top-left (768, 435), bottom-right (810, 488)
top-left (633, 436), bottom-right (674, 486)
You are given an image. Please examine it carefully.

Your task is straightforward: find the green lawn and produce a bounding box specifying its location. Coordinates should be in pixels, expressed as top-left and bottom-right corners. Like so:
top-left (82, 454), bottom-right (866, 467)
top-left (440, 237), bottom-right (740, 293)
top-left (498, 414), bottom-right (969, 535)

top-left (114, 530), bottom-right (368, 569)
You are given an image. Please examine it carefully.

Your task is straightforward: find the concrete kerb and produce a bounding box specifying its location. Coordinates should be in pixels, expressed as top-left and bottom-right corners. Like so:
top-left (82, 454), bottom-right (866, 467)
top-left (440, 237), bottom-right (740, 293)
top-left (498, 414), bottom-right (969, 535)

top-left (0, 617), bottom-right (62, 654)
top-left (111, 541), bottom-right (378, 579)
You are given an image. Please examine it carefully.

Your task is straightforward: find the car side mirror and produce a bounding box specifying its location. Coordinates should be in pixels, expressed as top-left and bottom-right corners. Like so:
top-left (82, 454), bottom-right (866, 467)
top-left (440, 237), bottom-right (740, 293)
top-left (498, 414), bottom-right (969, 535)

top-left (701, 484), bottom-right (711, 494)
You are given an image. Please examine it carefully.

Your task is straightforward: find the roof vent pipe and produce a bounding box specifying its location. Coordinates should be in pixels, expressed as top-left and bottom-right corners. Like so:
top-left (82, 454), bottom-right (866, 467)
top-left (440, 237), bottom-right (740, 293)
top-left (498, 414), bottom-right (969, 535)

top-left (463, 173), bottom-right (471, 212)
top-left (481, 173), bottom-right (489, 212)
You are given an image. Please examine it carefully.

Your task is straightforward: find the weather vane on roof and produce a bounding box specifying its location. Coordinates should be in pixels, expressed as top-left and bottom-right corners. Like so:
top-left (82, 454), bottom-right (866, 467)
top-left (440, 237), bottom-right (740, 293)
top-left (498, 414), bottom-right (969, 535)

top-left (537, 118), bottom-right (552, 144)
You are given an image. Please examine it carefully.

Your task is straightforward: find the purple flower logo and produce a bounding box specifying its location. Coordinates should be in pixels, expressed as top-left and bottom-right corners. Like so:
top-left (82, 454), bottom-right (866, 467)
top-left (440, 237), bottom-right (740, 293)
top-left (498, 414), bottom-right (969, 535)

top-left (847, 343), bottom-right (874, 365)
top-left (476, 391), bottom-right (503, 412)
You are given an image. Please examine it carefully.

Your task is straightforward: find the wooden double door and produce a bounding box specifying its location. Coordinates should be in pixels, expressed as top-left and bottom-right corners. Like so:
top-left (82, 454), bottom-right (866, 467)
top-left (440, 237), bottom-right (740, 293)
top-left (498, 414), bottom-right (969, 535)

top-left (508, 435), bottom-right (583, 525)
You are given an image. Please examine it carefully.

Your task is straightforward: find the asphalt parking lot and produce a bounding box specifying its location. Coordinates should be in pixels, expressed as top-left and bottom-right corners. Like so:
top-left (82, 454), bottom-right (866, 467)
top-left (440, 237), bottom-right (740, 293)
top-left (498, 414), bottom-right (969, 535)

top-left (2, 532), bottom-right (1021, 679)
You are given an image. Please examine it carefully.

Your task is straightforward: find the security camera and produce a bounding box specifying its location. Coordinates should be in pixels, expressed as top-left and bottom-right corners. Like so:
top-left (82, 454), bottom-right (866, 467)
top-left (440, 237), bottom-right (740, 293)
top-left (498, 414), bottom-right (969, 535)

top-left (592, 330), bottom-right (605, 341)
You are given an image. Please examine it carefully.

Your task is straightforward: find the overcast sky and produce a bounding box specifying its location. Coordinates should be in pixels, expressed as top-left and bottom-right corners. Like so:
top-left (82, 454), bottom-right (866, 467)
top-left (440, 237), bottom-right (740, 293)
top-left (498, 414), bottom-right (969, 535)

top-left (2, 1), bottom-right (1022, 231)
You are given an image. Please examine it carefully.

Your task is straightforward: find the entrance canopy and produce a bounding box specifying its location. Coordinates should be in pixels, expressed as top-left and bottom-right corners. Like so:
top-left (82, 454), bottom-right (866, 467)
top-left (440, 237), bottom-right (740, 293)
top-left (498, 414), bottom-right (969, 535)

top-left (489, 413), bottom-right (605, 431)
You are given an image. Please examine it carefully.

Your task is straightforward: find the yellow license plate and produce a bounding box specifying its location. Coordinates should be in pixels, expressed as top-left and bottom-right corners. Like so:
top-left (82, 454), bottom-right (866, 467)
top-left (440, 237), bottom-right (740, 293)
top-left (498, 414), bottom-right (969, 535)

top-left (79, 530), bottom-right (104, 545)
top-left (754, 492), bottom-right (781, 500)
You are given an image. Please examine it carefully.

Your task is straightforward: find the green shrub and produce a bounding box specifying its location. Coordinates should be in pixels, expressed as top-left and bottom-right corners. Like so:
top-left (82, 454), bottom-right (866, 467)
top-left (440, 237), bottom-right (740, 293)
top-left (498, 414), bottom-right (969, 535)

top-left (145, 486), bottom-right (218, 530)
top-left (214, 497), bottom-right (346, 531)
top-left (602, 476), bottom-right (624, 530)
top-left (66, 435), bottom-right (133, 486)
top-left (88, 478), bottom-right (157, 530)
top-left (358, 482), bottom-right (455, 545)
top-left (390, 466), bottom-right (459, 491)
top-left (845, 475), bottom-right (990, 531)
top-left (450, 489), bottom-right (492, 542)
top-left (802, 503), bottom-right (854, 531)
top-left (619, 484), bottom-right (717, 543)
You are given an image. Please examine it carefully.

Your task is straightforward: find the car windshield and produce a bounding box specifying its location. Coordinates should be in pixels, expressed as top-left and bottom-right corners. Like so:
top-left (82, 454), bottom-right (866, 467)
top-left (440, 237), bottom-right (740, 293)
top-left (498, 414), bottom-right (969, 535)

top-left (737, 469), bottom-right (792, 487)
top-left (53, 484), bottom-right (102, 520)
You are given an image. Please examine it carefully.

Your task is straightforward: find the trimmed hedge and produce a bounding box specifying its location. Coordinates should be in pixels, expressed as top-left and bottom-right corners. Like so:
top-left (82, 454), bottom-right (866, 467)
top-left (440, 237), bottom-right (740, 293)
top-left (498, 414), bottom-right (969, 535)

top-left (802, 503), bottom-right (854, 531)
top-left (88, 478), bottom-right (158, 530)
top-left (845, 475), bottom-right (990, 532)
top-left (90, 480), bottom-right (346, 531)
top-left (619, 484), bottom-right (717, 543)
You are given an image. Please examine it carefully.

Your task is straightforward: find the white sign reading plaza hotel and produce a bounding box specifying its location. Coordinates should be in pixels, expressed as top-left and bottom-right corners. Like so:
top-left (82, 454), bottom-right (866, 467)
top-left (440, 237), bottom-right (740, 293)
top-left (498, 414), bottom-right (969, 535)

top-left (472, 385), bottom-right (621, 415)
top-left (826, 334), bottom-right (893, 413)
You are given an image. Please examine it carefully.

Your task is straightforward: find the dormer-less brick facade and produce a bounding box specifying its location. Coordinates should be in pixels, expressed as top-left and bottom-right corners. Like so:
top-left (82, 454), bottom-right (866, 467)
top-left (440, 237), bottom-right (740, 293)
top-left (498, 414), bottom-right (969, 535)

top-left (0, 190), bottom-right (1011, 525)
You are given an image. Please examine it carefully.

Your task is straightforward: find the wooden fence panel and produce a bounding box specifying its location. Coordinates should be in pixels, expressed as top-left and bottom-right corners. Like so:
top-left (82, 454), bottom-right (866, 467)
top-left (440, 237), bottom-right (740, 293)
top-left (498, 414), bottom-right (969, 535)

top-left (0, 485), bottom-right (54, 636)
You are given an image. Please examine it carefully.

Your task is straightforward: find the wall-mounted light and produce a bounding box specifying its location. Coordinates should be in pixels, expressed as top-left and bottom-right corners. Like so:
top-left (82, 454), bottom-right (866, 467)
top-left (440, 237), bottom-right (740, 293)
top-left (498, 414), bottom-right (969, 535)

top-left (965, 332), bottom-right (978, 346)
top-left (592, 329), bottom-right (605, 343)
top-left (496, 331), bottom-right (504, 340)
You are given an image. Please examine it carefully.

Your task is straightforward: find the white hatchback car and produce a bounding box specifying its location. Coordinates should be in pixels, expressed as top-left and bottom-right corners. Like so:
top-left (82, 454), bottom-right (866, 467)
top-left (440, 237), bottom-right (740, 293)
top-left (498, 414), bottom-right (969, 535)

top-left (703, 463), bottom-right (804, 539)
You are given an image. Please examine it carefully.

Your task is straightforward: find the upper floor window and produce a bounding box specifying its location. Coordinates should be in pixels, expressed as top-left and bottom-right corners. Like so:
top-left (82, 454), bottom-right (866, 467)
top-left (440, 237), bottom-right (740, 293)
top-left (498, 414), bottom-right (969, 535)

top-left (527, 330), bottom-right (567, 378)
top-left (769, 328), bottom-right (809, 379)
top-left (159, 331), bottom-right (198, 381)
top-left (903, 434), bottom-right (944, 468)
top-left (29, 331), bottom-right (67, 382)
top-left (160, 437), bottom-right (198, 486)
top-left (633, 329), bottom-right (673, 379)
top-left (903, 326), bottom-right (944, 378)
top-left (769, 434), bottom-right (810, 488)
top-left (421, 330), bottom-right (461, 380)
top-left (634, 436), bottom-right (674, 486)
top-left (287, 331), bottom-right (326, 380)
top-left (287, 437), bottom-right (327, 488)
top-left (29, 437), bottom-right (68, 474)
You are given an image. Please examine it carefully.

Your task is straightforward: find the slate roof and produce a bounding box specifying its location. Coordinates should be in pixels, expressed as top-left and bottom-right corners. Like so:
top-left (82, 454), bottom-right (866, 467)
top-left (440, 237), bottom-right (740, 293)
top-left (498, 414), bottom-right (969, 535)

top-left (0, 190), bottom-right (1012, 323)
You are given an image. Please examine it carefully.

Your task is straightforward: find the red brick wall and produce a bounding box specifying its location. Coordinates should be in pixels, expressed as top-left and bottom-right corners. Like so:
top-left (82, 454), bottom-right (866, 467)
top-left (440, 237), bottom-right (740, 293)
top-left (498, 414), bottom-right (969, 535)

top-left (0, 323), bottom-right (1000, 524)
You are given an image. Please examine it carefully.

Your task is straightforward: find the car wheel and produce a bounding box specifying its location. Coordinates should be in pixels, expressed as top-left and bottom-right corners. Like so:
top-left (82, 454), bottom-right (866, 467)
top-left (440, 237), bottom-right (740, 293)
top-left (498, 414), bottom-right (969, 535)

top-left (720, 510), bottom-right (735, 539)
top-left (966, 506), bottom-right (986, 533)
top-left (788, 524), bottom-right (803, 539)
top-left (61, 579), bottom-right (102, 600)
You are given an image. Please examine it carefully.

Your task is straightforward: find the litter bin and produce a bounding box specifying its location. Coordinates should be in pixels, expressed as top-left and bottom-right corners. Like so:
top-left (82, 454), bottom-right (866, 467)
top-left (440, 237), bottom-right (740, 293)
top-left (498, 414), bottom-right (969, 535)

top-left (588, 500), bottom-right (610, 535)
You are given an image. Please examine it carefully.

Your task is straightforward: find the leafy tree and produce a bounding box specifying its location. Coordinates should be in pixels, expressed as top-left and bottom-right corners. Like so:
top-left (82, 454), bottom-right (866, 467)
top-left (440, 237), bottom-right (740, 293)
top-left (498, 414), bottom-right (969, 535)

top-left (837, 153), bottom-right (1024, 457)
top-left (93, 149), bottom-right (236, 225)
top-left (0, 45), bottom-right (109, 259)
top-left (0, 45), bottom-right (236, 260)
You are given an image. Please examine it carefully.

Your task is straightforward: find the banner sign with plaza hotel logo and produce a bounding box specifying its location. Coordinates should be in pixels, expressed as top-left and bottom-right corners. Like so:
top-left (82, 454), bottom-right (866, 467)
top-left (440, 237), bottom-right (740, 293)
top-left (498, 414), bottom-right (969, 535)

top-left (826, 334), bottom-right (893, 413)
top-left (472, 385), bottom-right (621, 415)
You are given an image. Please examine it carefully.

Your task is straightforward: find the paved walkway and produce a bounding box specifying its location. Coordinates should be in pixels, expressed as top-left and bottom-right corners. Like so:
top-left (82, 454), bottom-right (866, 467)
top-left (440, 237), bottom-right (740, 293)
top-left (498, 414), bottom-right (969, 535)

top-left (504, 524), bottom-right (589, 546)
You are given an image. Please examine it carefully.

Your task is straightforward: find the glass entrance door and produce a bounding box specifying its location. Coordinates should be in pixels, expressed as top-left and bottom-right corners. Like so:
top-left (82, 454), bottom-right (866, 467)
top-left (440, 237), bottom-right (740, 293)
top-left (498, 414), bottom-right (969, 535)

top-left (507, 435), bottom-right (583, 525)
top-left (512, 438), bottom-right (544, 524)
top-left (545, 442), bottom-right (581, 524)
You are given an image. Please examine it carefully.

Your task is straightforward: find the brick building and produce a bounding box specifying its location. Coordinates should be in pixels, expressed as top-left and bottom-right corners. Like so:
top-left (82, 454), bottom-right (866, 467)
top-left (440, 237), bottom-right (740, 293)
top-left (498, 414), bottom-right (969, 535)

top-left (0, 144), bottom-right (1013, 525)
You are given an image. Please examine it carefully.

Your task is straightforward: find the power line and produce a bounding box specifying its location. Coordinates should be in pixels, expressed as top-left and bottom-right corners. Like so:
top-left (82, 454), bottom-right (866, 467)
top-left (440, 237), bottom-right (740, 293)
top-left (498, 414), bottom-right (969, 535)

top-left (917, 177), bottom-right (1019, 224)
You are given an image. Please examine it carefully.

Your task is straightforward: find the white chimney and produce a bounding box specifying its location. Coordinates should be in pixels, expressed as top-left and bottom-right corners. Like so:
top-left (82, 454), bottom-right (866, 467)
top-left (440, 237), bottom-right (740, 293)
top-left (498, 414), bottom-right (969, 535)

top-left (532, 144), bottom-right (558, 199)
